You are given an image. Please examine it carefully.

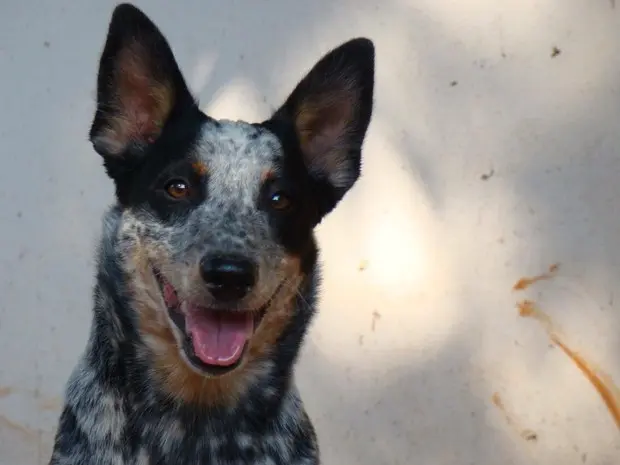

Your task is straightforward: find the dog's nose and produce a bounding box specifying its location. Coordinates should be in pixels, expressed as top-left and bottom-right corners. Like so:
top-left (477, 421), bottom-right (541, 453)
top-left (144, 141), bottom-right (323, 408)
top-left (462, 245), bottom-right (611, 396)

top-left (199, 255), bottom-right (257, 302)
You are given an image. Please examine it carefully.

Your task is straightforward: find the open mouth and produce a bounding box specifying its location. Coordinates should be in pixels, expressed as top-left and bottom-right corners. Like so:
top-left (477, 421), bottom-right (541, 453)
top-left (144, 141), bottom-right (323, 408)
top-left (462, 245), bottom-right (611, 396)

top-left (153, 268), bottom-right (279, 375)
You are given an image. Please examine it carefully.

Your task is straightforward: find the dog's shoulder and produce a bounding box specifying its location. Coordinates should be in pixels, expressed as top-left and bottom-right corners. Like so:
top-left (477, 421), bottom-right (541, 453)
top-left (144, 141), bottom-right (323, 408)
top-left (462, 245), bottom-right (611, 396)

top-left (49, 359), bottom-right (128, 464)
top-left (50, 358), bottom-right (319, 465)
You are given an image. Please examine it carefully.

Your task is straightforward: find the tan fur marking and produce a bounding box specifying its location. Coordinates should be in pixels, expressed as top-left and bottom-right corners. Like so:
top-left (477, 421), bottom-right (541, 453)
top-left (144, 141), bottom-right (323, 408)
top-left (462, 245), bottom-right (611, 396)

top-left (125, 241), bottom-right (303, 408)
top-left (127, 242), bottom-right (246, 407)
top-left (192, 162), bottom-right (208, 177)
top-left (247, 255), bottom-right (302, 361)
top-left (261, 169), bottom-right (275, 182)
top-left (138, 301), bottom-right (247, 407)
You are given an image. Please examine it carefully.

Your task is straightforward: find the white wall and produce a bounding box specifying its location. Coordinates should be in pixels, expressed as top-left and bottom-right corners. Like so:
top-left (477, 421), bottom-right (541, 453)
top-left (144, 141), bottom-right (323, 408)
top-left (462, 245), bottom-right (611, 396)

top-left (1, 1), bottom-right (619, 464)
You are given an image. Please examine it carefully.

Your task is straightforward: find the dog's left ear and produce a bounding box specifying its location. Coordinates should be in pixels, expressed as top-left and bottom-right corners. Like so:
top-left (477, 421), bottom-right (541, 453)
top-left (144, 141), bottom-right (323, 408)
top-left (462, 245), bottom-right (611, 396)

top-left (271, 38), bottom-right (375, 212)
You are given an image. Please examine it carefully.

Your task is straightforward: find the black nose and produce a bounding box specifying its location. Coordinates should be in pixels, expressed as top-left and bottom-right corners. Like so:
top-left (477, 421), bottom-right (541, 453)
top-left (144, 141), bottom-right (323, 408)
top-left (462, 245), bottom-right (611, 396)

top-left (199, 255), bottom-right (257, 302)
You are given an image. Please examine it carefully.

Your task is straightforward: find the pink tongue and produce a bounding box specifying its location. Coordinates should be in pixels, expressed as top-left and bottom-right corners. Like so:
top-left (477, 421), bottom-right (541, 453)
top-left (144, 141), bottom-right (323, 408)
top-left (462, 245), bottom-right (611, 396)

top-left (185, 307), bottom-right (253, 367)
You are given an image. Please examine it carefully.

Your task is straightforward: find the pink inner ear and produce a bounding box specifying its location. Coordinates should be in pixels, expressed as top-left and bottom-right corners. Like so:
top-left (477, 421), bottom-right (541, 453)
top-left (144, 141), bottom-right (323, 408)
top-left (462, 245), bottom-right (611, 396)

top-left (295, 90), bottom-right (357, 187)
top-left (100, 43), bottom-right (174, 155)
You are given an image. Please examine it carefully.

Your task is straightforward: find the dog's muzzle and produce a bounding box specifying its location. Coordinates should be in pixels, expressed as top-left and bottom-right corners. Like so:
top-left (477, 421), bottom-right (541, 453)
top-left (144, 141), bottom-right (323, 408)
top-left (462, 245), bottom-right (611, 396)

top-left (153, 267), bottom-right (284, 375)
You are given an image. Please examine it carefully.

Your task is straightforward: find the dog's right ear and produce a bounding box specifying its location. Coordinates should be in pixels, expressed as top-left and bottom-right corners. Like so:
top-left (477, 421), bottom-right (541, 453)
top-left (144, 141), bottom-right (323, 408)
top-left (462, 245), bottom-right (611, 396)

top-left (89, 3), bottom-right (194, 159)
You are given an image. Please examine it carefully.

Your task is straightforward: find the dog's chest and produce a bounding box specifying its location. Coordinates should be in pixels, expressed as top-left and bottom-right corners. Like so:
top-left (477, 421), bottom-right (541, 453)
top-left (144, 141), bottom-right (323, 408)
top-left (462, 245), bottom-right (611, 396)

top-left (132, 413), bottom-right (310, 465)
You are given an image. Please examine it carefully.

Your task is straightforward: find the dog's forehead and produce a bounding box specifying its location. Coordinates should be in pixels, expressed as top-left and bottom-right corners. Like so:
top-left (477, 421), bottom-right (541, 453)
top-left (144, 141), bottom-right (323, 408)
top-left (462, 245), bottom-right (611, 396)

top-left (192, 119), bottom-right (284, 207)
top-left (195, 119), bottom-right (282, 174)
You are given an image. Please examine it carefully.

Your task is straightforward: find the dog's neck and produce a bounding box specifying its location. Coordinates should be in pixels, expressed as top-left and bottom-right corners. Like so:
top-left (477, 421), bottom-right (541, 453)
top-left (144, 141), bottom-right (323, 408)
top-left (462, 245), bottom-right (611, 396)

top-left (81, 206), bottom-right (317, 425)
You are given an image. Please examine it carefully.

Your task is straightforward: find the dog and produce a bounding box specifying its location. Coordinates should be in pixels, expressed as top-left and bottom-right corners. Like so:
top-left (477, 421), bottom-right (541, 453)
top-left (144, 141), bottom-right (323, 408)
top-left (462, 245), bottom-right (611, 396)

top-left (48, 3), bottom-right (374, 464)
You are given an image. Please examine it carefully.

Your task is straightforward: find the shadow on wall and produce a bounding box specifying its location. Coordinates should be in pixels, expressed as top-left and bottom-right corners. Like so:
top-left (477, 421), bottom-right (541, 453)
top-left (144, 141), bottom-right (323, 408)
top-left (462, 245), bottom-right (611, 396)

top-left (2, 0), bottom-right (620, 464)
top-left (298, 336), bottom-right (526, 465)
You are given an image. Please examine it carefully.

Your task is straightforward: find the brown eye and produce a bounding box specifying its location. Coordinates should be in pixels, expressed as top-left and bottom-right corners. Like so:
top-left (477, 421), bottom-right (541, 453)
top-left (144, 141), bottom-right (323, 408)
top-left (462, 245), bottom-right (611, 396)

top-left (270, 191), bottom-right (292, 211)
top-left (165, 179), bottom-right (190, 199)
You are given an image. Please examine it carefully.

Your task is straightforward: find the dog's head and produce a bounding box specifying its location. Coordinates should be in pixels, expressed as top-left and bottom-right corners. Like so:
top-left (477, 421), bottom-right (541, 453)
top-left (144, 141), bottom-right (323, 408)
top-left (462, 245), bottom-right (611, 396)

top-left (91, 3), bottom-right (374, 403)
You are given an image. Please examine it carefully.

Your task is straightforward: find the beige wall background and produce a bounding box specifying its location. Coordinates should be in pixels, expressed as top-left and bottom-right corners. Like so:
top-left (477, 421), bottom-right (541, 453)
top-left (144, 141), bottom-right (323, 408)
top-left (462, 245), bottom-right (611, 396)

top-left (1, 1), bottom-right (620, 464)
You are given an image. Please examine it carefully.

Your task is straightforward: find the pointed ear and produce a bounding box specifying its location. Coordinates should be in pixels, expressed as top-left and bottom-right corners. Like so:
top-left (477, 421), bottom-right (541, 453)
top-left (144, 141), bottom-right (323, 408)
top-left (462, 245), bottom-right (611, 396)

top-left (89, 3), bottom-right (195, 158)
top-left (272, 38), bottom-right (375, 199)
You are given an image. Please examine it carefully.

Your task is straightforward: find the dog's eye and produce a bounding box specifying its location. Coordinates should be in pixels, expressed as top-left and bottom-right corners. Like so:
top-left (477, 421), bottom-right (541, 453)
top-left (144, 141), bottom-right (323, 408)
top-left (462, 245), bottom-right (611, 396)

top-left (269, 191), bottom-right (292, 211)
top-left (165, 179), bottom-right (190, 199)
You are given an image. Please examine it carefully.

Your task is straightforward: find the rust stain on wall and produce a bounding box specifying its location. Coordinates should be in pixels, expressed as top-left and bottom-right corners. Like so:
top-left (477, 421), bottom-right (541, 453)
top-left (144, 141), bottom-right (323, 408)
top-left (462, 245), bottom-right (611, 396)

top-left (517, 300), bottom-right (620, 429)
top-left (0, 385), bottom-right (62, 412)
top-left (37, 396), bottom-right (62, 411)
top-left (512, 263), bottom-right (559, 291)
top-left (491, 392), bottom-right (538, 442)
top-left (0, 415), bottom-right (36, 438)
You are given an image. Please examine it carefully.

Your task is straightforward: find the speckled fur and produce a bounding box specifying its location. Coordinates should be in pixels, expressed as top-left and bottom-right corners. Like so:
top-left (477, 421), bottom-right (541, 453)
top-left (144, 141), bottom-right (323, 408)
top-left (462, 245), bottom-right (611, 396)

top-left (49, 3), bottom-right (374, 464)
top-left (49, 204), bottom-right (320, 465)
